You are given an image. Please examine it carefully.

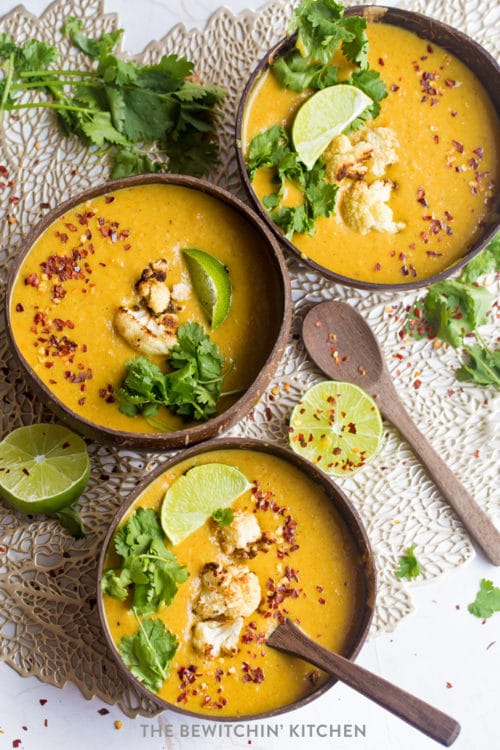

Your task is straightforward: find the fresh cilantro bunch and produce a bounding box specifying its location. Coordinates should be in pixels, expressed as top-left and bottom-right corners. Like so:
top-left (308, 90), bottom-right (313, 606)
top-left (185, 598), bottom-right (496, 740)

top-left (117, 322), bottom-right (228, 423)
top-left (0, 19), bottom-right (226, 178)
top-left (248, 125), bottom-right (338, 238)
top-left (403, 235), bottom-right (500, 387)
top-left (119, 611), bottom-right (179, 692)
top-left (101, 507), bottom-right (189, 616)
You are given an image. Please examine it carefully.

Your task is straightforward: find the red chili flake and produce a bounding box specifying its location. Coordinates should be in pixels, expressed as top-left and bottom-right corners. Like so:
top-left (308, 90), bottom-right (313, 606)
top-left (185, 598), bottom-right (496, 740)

top-left (427, 44), bottom-right (434, 53)
top-left (486, 641), bottom-right (496, 650)
top-left (378, 57), bottom-right (384, 66)
top-left (104, 195), bottom-right (115, 203)
top-left (318, 597), bottom-right (326, 605)
top-left (473, 147), bottom-right (484, 160)
top-left (65, 222), bottom-right (77, 232)
top-left (414, 379), bottom-right (422, 389)
top-left (12, 741), bottom-right (22, 748)
top-left (97, 708), bottom-right (109, 715)
top-left (215, 668), bottom-right (224, 683)
top-left (390, 84), bottom-right (400, 92)
top-left (15, 303), bottom-right (24, 312)
top-left (451, 110), bottom-right (457, 117)
top-left (474, 449), bottom-right (480, 459)
top-left (433, 134), bottom-right (439, 144)
top-left (123, 243), bottom-right (132, 251)
top-left (452, 139), bottom-right (464, 153)
top-left (446, 682), bottom-right (453, 689)
top-left (430, 97), bottom-right (439, 106)
top-left (9, 195), bottom-right (20, 205)
top-left (374, 262), bottom-right (381, 271)
top-left (25, 273), bottom-right (39, 287)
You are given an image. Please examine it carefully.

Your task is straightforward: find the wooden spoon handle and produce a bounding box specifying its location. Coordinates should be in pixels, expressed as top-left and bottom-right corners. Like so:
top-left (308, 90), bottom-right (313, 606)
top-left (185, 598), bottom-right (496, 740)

top-left (268, 620), bottom-right (460, 747)
top-left (379, 387), bottom-right (500, 565)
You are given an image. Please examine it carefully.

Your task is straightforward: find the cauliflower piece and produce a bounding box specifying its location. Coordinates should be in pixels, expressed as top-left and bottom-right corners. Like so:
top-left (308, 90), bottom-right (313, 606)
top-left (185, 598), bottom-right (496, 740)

top-left (340, 180), bottom-right (406, 235)
top-left (218, 511), bottom-right (262, 555)
top-left (171, 282), bottom-right (191, 302)
top-left (324, 134), bottom-right (373, 182)
top-left (113, 306), bottom-right (178, 356)
top-left (135, 259), bottom-right (171, 315)
top-left (192, 617), bottom-right (244, 658)
top-left (194, 562), bottom-right (261, 620)
top-left (363, 127), bottom-right (400, 177)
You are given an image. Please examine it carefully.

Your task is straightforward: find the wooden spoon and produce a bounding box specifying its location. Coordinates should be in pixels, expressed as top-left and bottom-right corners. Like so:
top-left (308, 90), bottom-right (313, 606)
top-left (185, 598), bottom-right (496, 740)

top-left (302, 300), bottom-right (500, 565)
top-left (267, 619), bottom-right (460, 747)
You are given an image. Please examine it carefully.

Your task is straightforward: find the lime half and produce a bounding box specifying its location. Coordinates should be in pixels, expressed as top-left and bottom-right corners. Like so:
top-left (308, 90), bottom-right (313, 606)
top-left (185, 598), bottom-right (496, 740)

top-left (292, 84), bottom-right (373, 170)
top-left (161, 463), bottom-right (252, 545)
top-left (288, 381), bottom-right (383, 477)
top-left (182, 247), bottom-right (232, 329)
top-left (0, 423), bottom-right (90, 514)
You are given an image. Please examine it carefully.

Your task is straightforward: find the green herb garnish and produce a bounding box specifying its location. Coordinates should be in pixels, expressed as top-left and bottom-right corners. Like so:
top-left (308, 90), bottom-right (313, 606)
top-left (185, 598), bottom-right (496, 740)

top-left (117, 322), bottom-right (228, 423)
top-left (395, 545), bottom-right (421, 580)
top-left (403, 234), bottom-right (500, 388)
top-left (468, 578), bottom-right (500, 619)
top-left (0, 19), bottom-right (226, 178)
top-left (247, 1), bottom-right (386, 239)
top-left (119, 608), bottom-right (178, 692)
top-left (212, 507), bottom-right (235, 527)
top-left (53, 502), bottom-right (87, 539)
top-left (101, 507), bottom-right (188, 616)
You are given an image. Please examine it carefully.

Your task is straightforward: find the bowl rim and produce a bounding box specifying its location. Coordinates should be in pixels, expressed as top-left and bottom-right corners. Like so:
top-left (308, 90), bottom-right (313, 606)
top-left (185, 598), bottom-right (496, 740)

top-left (96, 436), bottom-right (377, 721)
top-left (5, 173), bottom-right (292, 450)
top-left (235, 3), bottom-right (500, 292)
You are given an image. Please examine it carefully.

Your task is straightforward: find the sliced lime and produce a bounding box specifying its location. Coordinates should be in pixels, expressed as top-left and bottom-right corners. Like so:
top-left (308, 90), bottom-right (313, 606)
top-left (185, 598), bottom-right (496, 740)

top-left (160, 463), bottom-right (251, 545)
top-left (182, 247), bottom-right (232, 330)
top-left (292, 84), bottom-right (373, 170)
top-left (0, 423), bottom-right (90, 514)
top-left (289, 381), bottom-right (383, 477)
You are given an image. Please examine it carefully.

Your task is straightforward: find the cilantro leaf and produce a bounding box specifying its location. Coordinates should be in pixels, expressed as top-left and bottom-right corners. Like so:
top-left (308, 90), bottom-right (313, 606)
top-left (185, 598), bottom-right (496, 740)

top-left (53, 503), bottom-right (87, 538)
top-left (212, 508), bottom-right (235, 527)
top-left (341, 15), bottom-right (369, 68)
top-left (290, 0), bottom-right (353, 65)
top-left (103, 507), bottom-right (189, 616)
top-left (117, 323), bottom-right (227, 423)
top-left (395, 545), bottom-right (421, 579)
top-left (61, 17), bottom-right (123, 59)
top-left (119, 612), bottom-right (178, 692)
top-left (459, 234), bottom-right (500, 284)
top-left (456, 343), bottom-right (500, 387)
top-left (423, 280), bottom-right (492, 348)
top-left (272, 52), bottom-right (338, 92)
top-left (80, 110), bottom-right (131, 147)
top-left (468, 578), bottom-right (500, 619)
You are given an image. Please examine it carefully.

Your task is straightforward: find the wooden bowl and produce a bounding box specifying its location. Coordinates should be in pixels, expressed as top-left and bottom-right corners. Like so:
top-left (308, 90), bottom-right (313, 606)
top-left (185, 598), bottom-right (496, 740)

top-left (235, 5), bottom-right (499, 291)
top-left (5, 174), bottom-right (291, 450)
top-left (96, 437), bottom-right (376, 720)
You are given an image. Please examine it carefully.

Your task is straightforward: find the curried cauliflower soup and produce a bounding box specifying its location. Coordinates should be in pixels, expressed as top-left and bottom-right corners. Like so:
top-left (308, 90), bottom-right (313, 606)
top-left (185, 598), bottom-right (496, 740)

top-left (99, 446), bottom-right (374, 718)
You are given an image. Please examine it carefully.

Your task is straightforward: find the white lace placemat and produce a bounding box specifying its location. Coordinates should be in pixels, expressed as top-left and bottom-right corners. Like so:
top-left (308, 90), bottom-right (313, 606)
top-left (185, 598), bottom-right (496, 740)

top-left (0, 0), bottom-right (498, 717)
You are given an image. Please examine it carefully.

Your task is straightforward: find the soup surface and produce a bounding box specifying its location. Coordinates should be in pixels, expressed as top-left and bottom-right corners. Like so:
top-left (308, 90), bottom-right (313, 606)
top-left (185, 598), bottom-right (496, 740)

top-left (244, 22), bottom-right (499, 284)
top-left (101, 449), bottom-right (368, 717)
top-left (9, 184), bottom-right (282, 432)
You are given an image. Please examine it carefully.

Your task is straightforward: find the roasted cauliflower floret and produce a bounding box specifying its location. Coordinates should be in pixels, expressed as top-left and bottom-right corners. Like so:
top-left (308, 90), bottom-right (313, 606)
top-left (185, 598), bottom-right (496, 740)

top-left (171, 282), bottom-right (191, 303)
top-left (192, 617), bottom-right (244, 658)
top-left (218, 511), bottom-right (262, 555)
top-left (194, 562), bottom-right (261, 620)
top-left (363, 127), bottom-right (400, 177)
top-left (324, 134), bottom-right (373, 182)
top-left (113, 306), bottom-right (178, 356)
top-left (340, 179), bottom-right (406, 235)
top-left (135, 259), bottom-right (171, 315)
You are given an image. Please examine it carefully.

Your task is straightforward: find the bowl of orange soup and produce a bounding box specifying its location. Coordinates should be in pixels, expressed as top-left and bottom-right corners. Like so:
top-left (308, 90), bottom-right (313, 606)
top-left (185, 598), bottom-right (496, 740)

top-left (236, 3), bottom-right (499, 289)
top-left (6, 175), bottom-right (291, 449)
top-left (97, 438), bottom-right (376, 719)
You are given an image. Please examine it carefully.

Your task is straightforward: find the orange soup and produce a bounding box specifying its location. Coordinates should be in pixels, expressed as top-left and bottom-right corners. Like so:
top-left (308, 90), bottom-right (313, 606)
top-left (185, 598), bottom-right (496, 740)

top-left (9, 183), bottom-right (283, 433)
top-left (243, 22), bottom-right (499, 284)
top-left (101, 448), bottom-right (370, 717)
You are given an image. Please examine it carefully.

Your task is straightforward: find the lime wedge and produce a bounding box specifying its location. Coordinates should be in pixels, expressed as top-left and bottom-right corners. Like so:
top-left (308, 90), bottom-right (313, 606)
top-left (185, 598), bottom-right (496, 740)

top-left (288, 381), bottom-right (383, 477)
top-left (182, 247), bottom-right (232, 330)
top-left (161, 463), bottom-right (252, 545)
top-left (0, 423), bottom-right (90, 514)
top-left (292, 84), bottom-right (373, 170)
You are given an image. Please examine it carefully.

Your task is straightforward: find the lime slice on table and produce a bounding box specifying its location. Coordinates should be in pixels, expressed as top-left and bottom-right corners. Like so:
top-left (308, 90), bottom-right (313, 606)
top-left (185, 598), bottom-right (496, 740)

top-left (0, 423), bottom-right (90, 514)
top-left (161, 463), bottom-right (252, 545)
top-left (292, 84), bottom-right (373, 170)
top-left (182, 247), bottom-right (232, 330)
top-left (288, 381), bottom-right (383, 477)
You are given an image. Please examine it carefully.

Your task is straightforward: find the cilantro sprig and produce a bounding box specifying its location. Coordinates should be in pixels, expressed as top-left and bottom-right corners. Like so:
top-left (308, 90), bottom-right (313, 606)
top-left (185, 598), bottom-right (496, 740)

top-left (0, 19), bottom-right (226, 178)
top-left (403, 234), bottom-right (500, 388)
top-left (247, 1), bottom-right (386, 240)
top-left (395, 545), bottom-right (421, 580)
top-left (117, 322), bottom-right (230, 424)
top-left (468, 578), bottom-right (500, 619)
top-left (101, 507), bottom-right (188, 616)
top-left (119, 609), bottom-right (179, 692)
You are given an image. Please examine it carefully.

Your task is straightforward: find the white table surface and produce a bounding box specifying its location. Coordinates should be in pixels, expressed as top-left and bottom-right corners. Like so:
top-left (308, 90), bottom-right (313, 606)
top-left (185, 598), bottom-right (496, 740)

top-left (0, 2), bottom-right (499, 749)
